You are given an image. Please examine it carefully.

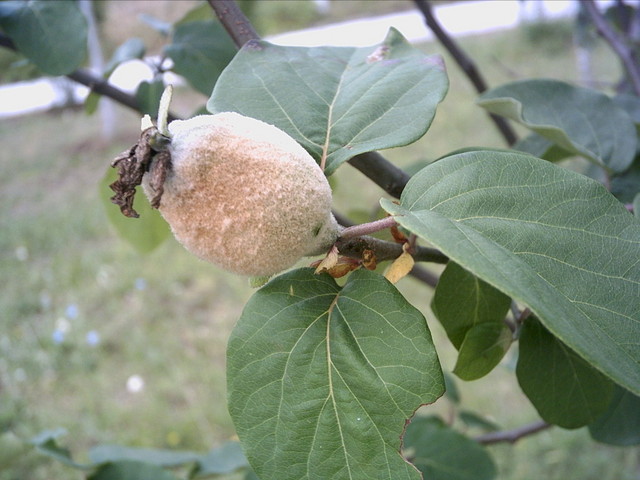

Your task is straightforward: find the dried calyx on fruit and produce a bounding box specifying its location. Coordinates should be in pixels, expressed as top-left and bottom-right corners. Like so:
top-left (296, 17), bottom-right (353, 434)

top-left (110, 86), bottom-right (339, 277)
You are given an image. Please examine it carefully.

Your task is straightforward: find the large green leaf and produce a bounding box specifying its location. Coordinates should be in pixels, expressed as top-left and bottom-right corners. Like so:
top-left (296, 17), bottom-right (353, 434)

top-left (29, 429), bottom-right (90, 470)
top-left (193, 442), bottom-right (249, 476)
top-left (165, 20), bottom-right (237, 96)
top-left (453, 323), bottom-right (512, 381)
top-left (103, 38), bottom-right (145, 78)
top-left (516, 318), bottom-right (613, 428)
top-left (611, 157), bottom-right (640, 203)
top-left (88, 460), bottom-right (179, 480)
top-left (613, 93), bottom-right (640, 126)
top-left (208, 28), bottom-right (448, 175)
top-left (477, 79), bottom-right (637, 173)
top-left (89, 445), bottom-right (200, 467)
top-left (227, 268), bottom-right (444, 480)
top-left (432, 262), bottom-right (511, 348)
top-left (432, 262), bottom-right (512, 380)
top-left (403, 416), bottom-right (497, 480)
top-left (381, 150), bottom-right (640, 395)
top-left (513, 133), bottom-right (572, 163)
top-left (135, 79), bottom-right (165, 117)
top-left (0, 0), bottom-right (87, 75)
top-left (588, 385), bottom-right (640, 446)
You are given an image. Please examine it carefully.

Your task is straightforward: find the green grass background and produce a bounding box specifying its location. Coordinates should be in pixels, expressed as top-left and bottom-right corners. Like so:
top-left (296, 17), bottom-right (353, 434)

top-left (1, 1), bottom-right (638, 479)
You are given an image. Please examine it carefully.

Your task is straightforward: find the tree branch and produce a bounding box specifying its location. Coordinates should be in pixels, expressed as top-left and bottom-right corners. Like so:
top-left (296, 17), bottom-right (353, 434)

top-left (207, 0), bottom-right (260, 47)
top-left (583, 0), bottom-right (640, 96)
top-left (335, 234), bottom-right (448, 266)
top-left (0, 33), bottom-right (179, 122)
top-left (413, 0), bottom-right (518, 146)
top-left (348, 151), bottom-right (411, 199)
top-left (474, 420), bottom-right (551, 445)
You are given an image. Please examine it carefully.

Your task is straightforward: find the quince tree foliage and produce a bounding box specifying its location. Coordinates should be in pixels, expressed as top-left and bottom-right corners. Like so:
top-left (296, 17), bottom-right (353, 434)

top-left (2, 1), bottom-right (639, 479)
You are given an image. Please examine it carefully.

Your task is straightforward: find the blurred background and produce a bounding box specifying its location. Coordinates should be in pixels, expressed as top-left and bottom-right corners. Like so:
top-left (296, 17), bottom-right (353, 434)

top-left (1, 1), bottom-right (638, 478)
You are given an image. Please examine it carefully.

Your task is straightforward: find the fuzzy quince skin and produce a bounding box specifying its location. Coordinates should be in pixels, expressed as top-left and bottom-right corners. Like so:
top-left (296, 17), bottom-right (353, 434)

top-left (144, 112), bottom-right (339, 276)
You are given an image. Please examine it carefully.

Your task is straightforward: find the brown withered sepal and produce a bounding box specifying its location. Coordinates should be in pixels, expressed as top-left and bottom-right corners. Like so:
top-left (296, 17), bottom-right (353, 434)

top-left (109, 127), bottom-right (171, 218)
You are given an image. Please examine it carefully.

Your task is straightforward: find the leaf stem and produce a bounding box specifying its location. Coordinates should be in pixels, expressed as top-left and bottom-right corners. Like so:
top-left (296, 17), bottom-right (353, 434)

top-left (339, 216), bottom-right (398, 240)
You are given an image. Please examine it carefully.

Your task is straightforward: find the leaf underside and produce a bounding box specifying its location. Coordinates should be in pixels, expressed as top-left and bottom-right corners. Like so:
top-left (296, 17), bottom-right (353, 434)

top-left (517, 318), bottom-right (613, 428)
top-left (227, 269), bottom-right (444, 480)
top-left (477, 79), bottom-right (637, 173)
top-left (382, 150), bottom-right (640, 395)
top-left (208, 28), bottom-right (448, 174)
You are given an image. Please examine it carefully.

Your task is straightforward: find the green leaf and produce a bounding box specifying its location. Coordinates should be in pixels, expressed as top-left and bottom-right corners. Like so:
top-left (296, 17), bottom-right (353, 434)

top-left (100, 166), bottom-right (170, 253)
top-left (84, 91), bottom-right (101, 116)
top-left (89, 445), bottom-right (200, 467)
top-left (634, 193), bottom-right (640, 217)
top-left (175, 2), bottom-right (215, 25)
top-left (104, 37), bottom-right (146, 78)
top-left (477, 79), bottom-right (637, 172)
top-left (588, 385), bottom-right (640, 446)
top-left (0, 0), bottom-right (87, 75)
top-left (443, 372), bottom-right (461, 404)
top-left (135, 79), bottom-right (165, 117)
top-left (193, 442), bottom-right (249, 476)
top-left (432, 262), bottom-right (512, 380)
top-left (403, 416), bottom-right (497, 480)
top-left (381, 150), bottom-right (640, 395)
top-left (432, 262), bottom-right (511, 349)
top-left (611, 158), bottom-right (640, 203)
top-left (208, 28), bottom-right (448, 175)
top-left (29, 429), bottom-right (89, 470)
top-left (138, 13), bottom-right (171, 36)
top-left (227, 268), bottom-right (444, 480)
top-left (613, 93), bottom-right (640, 125)
top-left (516, 318), bottom-right (614, 428)
top-left (513, 133), bottom-right (573, 163)
top-left (165, 20), bottom-right (237, 96)
top-left (458, 411), bottom-right (500, 432)
top-left (453, 323), bottom-right (512, 381)
top-left (88, 460), bottom-right (180, 480)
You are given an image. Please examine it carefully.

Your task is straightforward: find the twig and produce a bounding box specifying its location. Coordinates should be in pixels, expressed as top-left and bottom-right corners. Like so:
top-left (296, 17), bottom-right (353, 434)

top-left (475, 420), bottom-right (551, 445)
top-left (0, 33), bottom-right (179, 122)
top-left (413, 0), bottom-right (518, 146)
top-left (348, 151), bottom-right (411, 199)
top-left (408, 265), bottom-right (439, 288)
top-left (583, 0), bottom-right (640, 96)
top-left (207, 0), bottom-right (260, 46)
top-left (335, 235), bottom-right (448, 265)
top-left (339, 216), bottom-right (398, 240)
